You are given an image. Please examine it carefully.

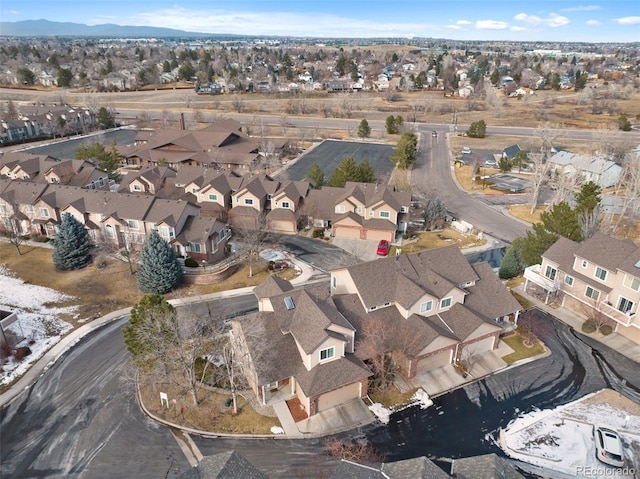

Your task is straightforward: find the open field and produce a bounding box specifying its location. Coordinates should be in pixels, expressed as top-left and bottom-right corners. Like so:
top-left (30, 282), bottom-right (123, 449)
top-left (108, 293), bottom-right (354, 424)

top-left (3, 86), bottom-right (639, 135)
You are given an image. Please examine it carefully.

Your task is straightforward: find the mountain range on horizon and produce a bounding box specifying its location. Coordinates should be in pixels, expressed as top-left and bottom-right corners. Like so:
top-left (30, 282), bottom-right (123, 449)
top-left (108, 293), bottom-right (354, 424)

top-left (0, 19), bottom-right (242, 38)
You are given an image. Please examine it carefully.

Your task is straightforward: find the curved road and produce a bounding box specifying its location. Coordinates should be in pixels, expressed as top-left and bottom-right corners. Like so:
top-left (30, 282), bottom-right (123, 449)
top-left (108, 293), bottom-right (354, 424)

top-left (3, 306), bottom-right (639, 478)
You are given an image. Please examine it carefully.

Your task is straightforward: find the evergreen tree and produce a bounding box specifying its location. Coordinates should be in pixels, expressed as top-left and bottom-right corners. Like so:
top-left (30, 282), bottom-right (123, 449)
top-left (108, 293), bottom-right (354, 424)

top-left (328, 157), bottom-right (360, 187)
top-left (307, 163), bottom-right (324, 188)
top-left (122, 293), bottom-right (175, 368)
top-left (76, 142), bottom-right (122, 180)
top-left (96, 107), bottom-right (115, 129)
top-left (137, 231), bottom-right (183, 294)
top-left (490, 68), bottom-right (500, 85)
top-left (390, 132), bottom-right (418, 169)
top-left (466, 120), bottom-right (486, 138)
top-left (357, 119), bottom-right (371, 139)
top-left (385, 115), bottom-right (403, 134)
top-left (498, 246), bottom-right (519, 279)
top-left (53, 213), bottom-right (91, 270)
top-left (521, 202), bottom-right (583, 266)
top-left (575, 181), bottom-right (601, 213)
top-left (357, 159), bottom-right (377, 183)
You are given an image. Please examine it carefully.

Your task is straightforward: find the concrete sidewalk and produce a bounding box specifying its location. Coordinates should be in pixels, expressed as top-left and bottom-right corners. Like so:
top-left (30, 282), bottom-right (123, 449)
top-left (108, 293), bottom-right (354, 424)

top-left (513, 284), bottom-right (640, 363)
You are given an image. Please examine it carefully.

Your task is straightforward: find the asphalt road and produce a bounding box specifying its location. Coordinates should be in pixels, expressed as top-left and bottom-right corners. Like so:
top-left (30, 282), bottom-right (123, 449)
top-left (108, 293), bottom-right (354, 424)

top-left (0, 318), bottom-right (191, 479)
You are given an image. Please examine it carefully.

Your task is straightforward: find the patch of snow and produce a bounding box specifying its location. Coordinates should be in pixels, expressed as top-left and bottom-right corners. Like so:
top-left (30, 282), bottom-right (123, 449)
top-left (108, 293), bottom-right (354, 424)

top-left (411, 388), bottom-right (434, 409)
top-left (0, 266), bottom-right (76, 385)
top-left (500, 392), bottom-right (640, 477)
top-left (270, 426), bottom-right (284, 435)
top-left (368, 403), bottom-right (390, 425)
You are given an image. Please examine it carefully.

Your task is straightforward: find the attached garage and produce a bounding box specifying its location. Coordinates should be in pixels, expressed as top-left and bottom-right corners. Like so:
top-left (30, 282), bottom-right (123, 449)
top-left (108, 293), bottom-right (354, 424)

top-left (333, 225), bottom-right (361, 239)
top-left (616, 324), bottom-right (640, 344)
top-left (365, 228), bottom-right (394, 242)
top-left (316, 382), bottom-right (361, 413)
top-left (417, 348), bottom-right (452, 372)
top-left (268, 219), bottom-right (296, 233)
top-left (462, 335), bottom-right (496, 355)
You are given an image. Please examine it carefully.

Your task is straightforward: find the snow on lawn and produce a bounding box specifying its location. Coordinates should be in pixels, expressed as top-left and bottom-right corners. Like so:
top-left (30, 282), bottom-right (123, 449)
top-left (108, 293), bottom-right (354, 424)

top-left (0, 265), bottom-right (77, 386)
top-left (500, 390), bottom-right (640, 477)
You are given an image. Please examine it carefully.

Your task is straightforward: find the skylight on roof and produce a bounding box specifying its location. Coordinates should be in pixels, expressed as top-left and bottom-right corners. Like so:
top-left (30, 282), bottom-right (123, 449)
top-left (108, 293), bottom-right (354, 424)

top-left (284, 296), bottom-right (295, 310)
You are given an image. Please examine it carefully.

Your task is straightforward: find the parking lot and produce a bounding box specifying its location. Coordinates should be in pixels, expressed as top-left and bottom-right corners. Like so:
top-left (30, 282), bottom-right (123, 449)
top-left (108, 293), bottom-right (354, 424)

top-left (280, 139), bottom-right (395, 181)
top-left (485, 173), bottom-right (529, 192)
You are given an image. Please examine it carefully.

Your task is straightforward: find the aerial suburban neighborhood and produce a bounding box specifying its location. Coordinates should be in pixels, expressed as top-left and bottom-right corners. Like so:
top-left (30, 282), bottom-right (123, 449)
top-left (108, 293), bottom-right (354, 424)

top-left (1, 3), bottom-right (640, 478)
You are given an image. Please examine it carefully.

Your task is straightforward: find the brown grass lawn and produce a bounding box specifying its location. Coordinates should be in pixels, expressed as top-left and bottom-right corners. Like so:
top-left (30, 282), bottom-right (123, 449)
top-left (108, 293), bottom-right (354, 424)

top-left (393, 226), bottom-right (486, 255)
top-left (501, 325), bottom-right (546, 365)
top-left (138, 377), bottom-right (279, 434)
top-left (0, 243), bottom-right (142, 324)
top-left (369, 386), bottom-right (417, 409)
top-left (507, 204), bottom-right (546, 224)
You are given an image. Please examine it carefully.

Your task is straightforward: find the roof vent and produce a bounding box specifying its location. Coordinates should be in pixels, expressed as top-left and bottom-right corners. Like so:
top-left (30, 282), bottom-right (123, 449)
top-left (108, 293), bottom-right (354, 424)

top-left (284, 296), bottom-right (295, 310)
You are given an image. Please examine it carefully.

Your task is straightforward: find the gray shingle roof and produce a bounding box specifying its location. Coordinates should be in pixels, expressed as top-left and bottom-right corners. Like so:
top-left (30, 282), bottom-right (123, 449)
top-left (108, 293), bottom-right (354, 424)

top-left (574, 232), bottom-right (640, 275)
top-left (452, 453), bottom-right (525, 479)
top-left (464, 262), bottom-right (522, 320)
top-left (179, 451), bottom-right (267, 479)
top-left (343, 245), bottom-right (476, 310)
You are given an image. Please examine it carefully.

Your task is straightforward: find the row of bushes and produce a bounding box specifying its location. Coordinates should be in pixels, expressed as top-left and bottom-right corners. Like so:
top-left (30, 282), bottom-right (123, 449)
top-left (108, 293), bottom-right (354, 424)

top-left (581, 319), bottom-right (613, 335)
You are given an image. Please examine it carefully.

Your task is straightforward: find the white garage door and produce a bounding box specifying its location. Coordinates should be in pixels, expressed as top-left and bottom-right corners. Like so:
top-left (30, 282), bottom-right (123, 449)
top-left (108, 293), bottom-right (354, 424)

top-left (334, 226), bottom-right (361, 239)
top-left (464, 336), bottom-right (496, 355)
top-left (317, 383), bottom-right (360, 412)
top-left (617, 324), bottom-right (640, 344)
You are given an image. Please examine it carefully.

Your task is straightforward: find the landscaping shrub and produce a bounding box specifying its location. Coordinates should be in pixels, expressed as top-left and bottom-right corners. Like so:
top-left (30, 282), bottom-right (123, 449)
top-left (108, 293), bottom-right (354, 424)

top-left (268, 261), bottom-right (276, 271)
top-left (184, 257), bottom-right (199, 268)
top-left (1, 341), bottom-right (15, 360)
top-left (581, 319), bottom-right (596, 333)
top-left (312, 229), bottom-right (324, 238)
top-left (14, 346), bottom-right (32, 361)
top-left (599, 324), bottom-right (613, 336)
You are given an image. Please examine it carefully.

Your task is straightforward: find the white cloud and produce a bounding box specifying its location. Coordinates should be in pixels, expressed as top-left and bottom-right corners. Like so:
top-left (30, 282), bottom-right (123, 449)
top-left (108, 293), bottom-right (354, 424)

top-left (561, 5), bottom-right (602, 12)
top-left (447, 25), bottom-right (463, 30)
top-left (615, 16), bottom-right (640, 25)
top-left (510, 26), bottom-right (527, 32)
top-left (89, 6), bottom-right (447, 38)
top-left (514, 12), bottom-right (570, 28)
top-left (586, 19), bottom-right (601, 25)
top-left (456, 20), bottom-right (472, 25)
top-left (476, 20), bottom-right (509, 30)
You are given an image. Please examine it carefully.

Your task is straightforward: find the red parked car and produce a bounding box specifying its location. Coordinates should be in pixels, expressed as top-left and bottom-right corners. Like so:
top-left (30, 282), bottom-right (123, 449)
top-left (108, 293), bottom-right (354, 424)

top-left (377, 240), bottom-right (390, 256)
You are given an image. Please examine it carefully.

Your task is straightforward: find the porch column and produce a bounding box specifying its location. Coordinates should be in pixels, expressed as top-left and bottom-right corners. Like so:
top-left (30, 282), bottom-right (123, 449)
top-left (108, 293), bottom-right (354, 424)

top-left (514, 310), bottom-right (520, 325)
top-left (261, 385), bottom-right (266, 406)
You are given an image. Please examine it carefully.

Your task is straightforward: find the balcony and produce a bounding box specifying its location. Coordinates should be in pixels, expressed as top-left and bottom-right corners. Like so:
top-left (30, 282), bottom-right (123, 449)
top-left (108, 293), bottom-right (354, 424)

top-left (601, 301), bottom-right (637, 327)
top-left (524, 264), bottom-right (559, 292)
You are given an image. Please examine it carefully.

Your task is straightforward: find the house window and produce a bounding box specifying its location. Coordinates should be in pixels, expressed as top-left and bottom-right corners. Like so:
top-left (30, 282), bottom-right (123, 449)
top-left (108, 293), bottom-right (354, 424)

top-left (336, 205), bottom-right (345, 213)
top-left (623, 275), bottom-right (640, 292)
top-left (132, 184), bottom-right (141, 191)
top-left (127, 219), bottom-right (139, 230)
top-left (161, 226), bottom-right (175, 238)
top-left (99, 177), bottom-right (105, 187)
top-left (618, 297), bottom-right (634, 314)
top-left (49, 177), bottom-right (58, 183)
top-left (25, 205), bottom-right (34, 213)
top-left (104, 224), bottom-right (115, 238)
top-left (420, 300), bottom-right (433, 314)
top-left (208, 194), bottom-right (218, 201)
top-left (189, 242), bottom-right (201, 253)
top-left (585, 286), bottom-right (600, 301)
top-left (544, 265), bottom-right (557, 281)
top-left (332, 276), bottom-right (336, 289)
top-left (244, 198), bottom-right (254, 206)
top-left (369, 210), bottom-right (374, 216)
top-left (320, 347), bottom-right (335, 361)
top-left (581, 260), bottom-right (588, 268)
top-left (281, 201), bottom-right (290, 209)
top-left (284, 296), bottom-right (295, 310)
top-left (0, 205), bottom-right (5, 213)
top-left (379, 211), bottom-right (390, 218)
top-left (440, 297), bottom-right (452, 309)
top-left (564, 275), bottom-right (574, 287)
top-left (594, 267), bottom-right (607, 281)
top-left (40, 208), bottom-right (49, 217)
top-left (357, 206), bottom-right (362, 213)
top-left (400, 206), bottom-right (408, 213)
top-left (191, 188), bottom-right (198, 194)
top-left (90, 182), bottom-right (96, 190)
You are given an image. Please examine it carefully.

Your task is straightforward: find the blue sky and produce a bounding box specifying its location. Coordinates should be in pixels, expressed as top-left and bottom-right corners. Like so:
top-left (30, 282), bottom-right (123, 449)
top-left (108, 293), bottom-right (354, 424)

top-left (2, 1), bottom-right (639, 42)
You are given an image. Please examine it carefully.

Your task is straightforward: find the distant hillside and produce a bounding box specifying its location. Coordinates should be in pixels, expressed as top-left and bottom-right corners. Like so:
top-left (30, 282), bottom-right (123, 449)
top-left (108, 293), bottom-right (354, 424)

top-left (0, 19), bottom-right (241, 38)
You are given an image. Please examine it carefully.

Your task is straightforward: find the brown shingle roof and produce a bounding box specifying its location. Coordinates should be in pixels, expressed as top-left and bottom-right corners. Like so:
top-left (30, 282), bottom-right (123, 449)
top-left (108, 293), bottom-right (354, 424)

top-left (464, 262), bottom-right (522, 320)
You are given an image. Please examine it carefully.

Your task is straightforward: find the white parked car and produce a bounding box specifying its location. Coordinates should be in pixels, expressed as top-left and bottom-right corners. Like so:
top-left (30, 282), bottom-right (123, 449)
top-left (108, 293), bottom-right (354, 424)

top-left (594, 426), bottom-right (625, 467)
top-left (461, 147), bottom-right (471, 155)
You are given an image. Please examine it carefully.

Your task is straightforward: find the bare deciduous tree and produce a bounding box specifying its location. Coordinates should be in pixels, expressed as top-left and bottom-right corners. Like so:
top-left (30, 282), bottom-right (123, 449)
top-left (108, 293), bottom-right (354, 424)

top-left (233, 213), bottom-right (268, 277)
